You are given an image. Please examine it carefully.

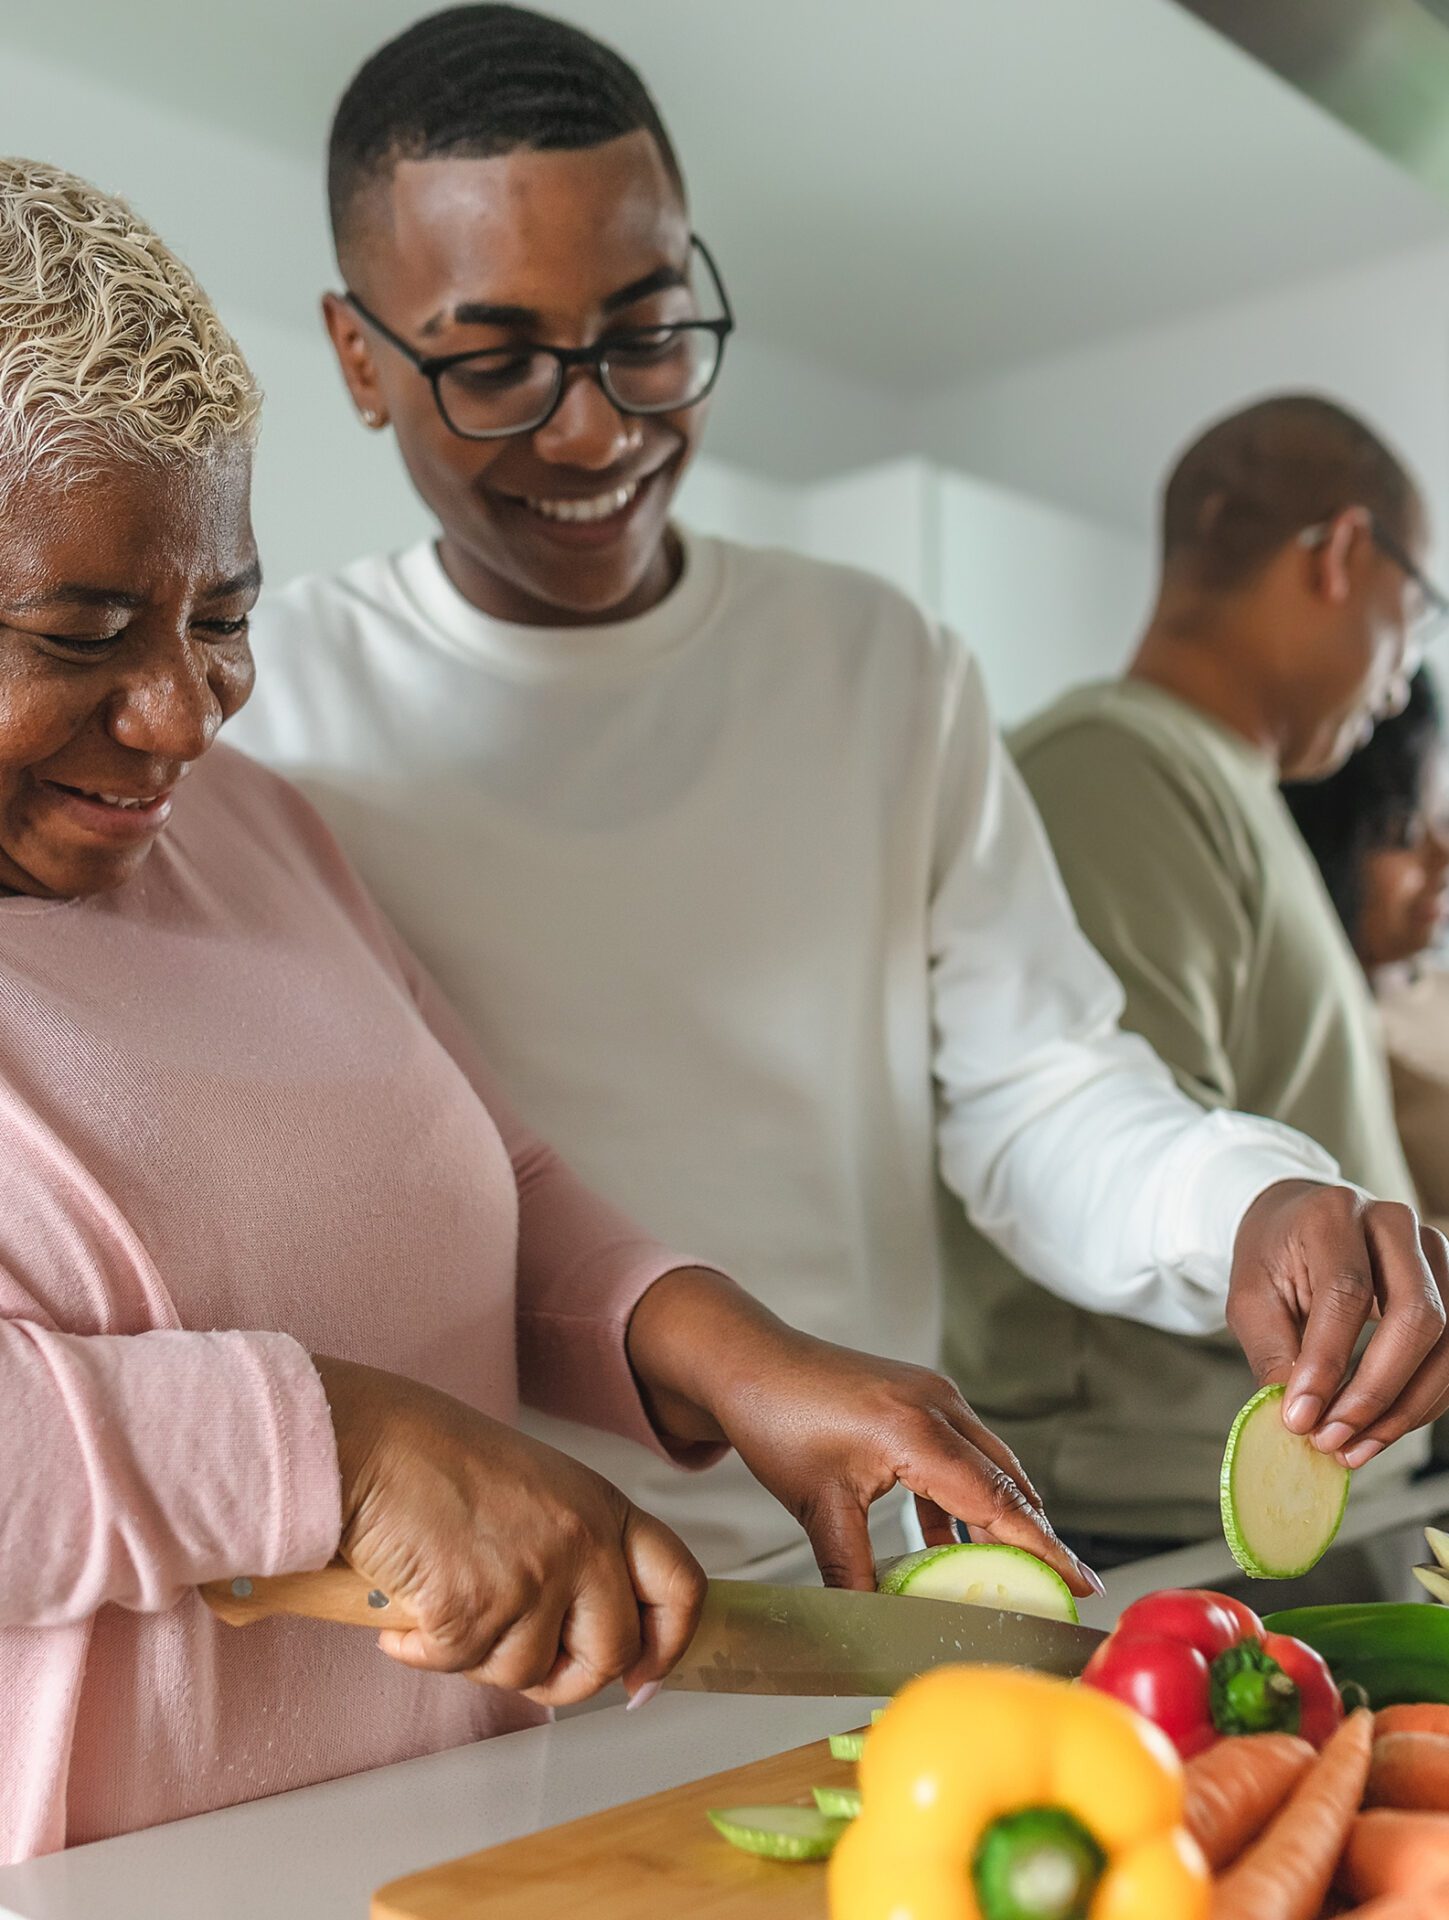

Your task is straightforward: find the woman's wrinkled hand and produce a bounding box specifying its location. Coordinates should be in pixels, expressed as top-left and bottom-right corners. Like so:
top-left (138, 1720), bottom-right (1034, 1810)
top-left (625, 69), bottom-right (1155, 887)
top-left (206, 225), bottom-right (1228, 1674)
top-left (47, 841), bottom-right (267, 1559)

top-left (624, 1271), bottom-right (1102, 1600)
top-left (311, 1355), bottom-right (706, 1707)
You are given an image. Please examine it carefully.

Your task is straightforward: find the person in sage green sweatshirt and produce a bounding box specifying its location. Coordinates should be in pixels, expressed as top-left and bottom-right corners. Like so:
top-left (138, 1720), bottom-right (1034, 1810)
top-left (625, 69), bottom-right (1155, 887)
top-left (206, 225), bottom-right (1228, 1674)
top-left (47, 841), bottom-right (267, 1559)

top-left (945, 393), bottom-right (1438, 1566)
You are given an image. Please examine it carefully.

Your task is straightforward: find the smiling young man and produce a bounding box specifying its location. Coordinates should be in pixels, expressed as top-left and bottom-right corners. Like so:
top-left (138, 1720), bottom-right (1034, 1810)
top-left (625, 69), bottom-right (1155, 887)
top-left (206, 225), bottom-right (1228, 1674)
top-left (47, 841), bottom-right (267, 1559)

top-left (234, 6), bottom-right (1449, 1582)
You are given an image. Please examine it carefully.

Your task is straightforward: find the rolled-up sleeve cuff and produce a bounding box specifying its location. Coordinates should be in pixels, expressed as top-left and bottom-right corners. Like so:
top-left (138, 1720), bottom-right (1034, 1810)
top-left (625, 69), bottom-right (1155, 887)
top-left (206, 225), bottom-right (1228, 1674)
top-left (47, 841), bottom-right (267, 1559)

top-left (251, 1332), bottom-right (346, 1574)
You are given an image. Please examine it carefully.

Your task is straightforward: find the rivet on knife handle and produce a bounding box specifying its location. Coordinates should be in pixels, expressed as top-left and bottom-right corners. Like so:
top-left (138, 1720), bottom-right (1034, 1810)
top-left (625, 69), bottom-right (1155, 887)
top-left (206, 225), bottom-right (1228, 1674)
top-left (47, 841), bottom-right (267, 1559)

top-left (198, 1562), bottom-right (419, 1630)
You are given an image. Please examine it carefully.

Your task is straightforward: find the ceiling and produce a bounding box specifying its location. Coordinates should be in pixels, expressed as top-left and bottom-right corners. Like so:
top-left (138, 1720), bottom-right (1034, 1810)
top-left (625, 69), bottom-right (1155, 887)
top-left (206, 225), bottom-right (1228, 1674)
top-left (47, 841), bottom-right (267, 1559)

top-left (1, 0), bottom-right (1446, 392)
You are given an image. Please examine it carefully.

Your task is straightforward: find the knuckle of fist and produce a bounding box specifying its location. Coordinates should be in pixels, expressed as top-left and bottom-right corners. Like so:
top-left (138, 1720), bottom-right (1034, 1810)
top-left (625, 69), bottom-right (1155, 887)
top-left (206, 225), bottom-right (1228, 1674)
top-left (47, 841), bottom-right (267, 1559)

top-left (1312, 1184), bottom-right (1363, 1227)
top-left (1369, 1198), bottom-right (1418, 1233)
top-left (551, 1508), bottom-right (597, 1556)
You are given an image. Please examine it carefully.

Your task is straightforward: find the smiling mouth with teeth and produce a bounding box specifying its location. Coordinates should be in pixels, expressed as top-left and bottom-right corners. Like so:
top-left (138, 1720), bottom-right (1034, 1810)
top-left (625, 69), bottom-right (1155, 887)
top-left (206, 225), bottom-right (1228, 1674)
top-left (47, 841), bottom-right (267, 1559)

top-left (523, 481), bottom-right (640, 524)
top-left (51, 783), bottom-right (165, 811)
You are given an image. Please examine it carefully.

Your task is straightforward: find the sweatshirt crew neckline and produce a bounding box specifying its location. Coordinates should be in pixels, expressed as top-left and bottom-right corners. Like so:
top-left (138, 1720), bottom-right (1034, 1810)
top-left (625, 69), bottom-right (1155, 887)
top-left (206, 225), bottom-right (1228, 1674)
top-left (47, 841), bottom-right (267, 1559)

top-left (390, 526), bottom-right (725, 679)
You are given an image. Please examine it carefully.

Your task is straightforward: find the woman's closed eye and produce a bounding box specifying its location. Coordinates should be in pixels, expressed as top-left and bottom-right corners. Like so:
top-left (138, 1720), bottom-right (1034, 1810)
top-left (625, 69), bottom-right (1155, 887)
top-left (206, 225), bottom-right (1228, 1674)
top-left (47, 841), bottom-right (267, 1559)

top-left (37, 631), bottom-right (125, 659)
top-left (22, 614), bottom-right (250, 661)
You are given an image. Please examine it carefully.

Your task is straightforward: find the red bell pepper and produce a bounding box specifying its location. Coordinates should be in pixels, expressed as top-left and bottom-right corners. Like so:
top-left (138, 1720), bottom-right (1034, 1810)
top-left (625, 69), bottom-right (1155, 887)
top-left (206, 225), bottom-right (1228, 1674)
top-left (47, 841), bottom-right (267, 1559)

top-left (1080, 1587), bottom-right (1343, 1758)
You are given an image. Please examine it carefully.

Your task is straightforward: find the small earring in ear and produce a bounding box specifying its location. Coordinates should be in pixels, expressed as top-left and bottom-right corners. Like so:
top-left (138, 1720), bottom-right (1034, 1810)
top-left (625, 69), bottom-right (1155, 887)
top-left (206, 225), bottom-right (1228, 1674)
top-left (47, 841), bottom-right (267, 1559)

top-left (361, 409), bottom-right (385, 430)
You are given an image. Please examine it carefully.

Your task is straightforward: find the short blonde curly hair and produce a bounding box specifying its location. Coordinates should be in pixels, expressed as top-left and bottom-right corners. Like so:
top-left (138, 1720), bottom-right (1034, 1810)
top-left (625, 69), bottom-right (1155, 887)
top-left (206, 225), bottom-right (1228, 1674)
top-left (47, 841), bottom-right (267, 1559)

top-left (0, 158), bottom-right (260, 486)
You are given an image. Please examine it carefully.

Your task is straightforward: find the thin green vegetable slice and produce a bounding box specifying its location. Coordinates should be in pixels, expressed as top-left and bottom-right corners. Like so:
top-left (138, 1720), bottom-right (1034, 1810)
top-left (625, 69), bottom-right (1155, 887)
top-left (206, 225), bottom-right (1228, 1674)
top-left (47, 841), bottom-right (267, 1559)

top-left (812, 1784), bottom-right (862, 1820)
top-left (707, 1804), bottom-right (846, 1861)
top-left (828, 1731), bottom-right (866, 1762)
top-left (876, 1543), bottom-right (1078, 1622)
top-left (1220, 1383), bottom-right (1350, 1578)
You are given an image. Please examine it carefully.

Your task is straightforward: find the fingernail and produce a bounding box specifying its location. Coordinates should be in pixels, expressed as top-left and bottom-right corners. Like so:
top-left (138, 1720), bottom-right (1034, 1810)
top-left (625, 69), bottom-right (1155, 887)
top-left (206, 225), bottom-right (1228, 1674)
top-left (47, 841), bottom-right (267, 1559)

top-left (625, 1681), bottom-right (661, 1712)
top-left (1343, 1438), bottom-right (1383, 1469)
top-left (1084, 1565), bottom-right (1106, 1597)
top-left (1315, 1421), bottom-right (1354, 1452)
top-left (1285, 1394), bottom-right (1322, 1433)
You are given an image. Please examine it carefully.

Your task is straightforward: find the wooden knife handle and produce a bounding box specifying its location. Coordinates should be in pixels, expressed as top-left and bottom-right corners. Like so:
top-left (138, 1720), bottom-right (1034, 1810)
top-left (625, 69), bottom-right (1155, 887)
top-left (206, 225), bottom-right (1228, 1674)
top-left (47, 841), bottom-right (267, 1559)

top-left (199, 1561), bottom-right (420, 1631)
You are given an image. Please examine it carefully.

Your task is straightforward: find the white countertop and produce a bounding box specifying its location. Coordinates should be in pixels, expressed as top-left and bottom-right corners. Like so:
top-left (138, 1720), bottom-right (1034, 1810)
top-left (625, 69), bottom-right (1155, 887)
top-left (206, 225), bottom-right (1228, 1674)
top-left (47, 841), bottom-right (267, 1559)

top-left (4, 1470), bottom-right (1445, 1920)
top-left (0, 1692), bottom-right (883, 1920)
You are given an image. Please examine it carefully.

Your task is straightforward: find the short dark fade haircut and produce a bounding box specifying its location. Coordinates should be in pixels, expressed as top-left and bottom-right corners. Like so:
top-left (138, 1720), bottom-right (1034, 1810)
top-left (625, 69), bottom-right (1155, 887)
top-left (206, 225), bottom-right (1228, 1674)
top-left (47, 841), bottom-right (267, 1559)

top-left (1284, 669), bottom-right (1444, 949)
top-left (328, 5), bottom-right (685, 267)
top-left (1161, 393), bottom-right (1417, 593)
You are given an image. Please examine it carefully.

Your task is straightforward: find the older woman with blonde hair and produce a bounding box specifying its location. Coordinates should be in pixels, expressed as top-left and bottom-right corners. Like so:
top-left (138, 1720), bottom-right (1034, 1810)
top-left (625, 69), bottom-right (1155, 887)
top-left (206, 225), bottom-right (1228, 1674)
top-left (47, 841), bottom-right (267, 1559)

top-left (0, 159), bottom-right (1110, 1864)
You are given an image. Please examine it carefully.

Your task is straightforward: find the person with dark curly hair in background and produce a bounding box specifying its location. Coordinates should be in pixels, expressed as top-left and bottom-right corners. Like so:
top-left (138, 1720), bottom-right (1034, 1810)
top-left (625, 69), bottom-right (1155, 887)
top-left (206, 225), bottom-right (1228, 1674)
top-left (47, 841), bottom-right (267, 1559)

top-left (1287, 672), bottom-right (1449, 1237)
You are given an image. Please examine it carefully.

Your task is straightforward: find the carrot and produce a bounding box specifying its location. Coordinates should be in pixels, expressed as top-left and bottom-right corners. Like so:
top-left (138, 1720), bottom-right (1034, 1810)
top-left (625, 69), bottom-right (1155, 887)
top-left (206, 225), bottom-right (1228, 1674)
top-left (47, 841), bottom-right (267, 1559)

top-left (1368, 1733), bottom-right (1449, 1813)
top-left (1209, 1708), bottom-right (1374, 1920)
top-left (1377, 1705), bottom-right (1449, 1740)
top-left (1182, 1733), bottom-right (1315, 1869)
top-left (1340, 1810), bottom-right (1449, 1903)
top-left (1333, 1882), bottom-right (1449, 1918)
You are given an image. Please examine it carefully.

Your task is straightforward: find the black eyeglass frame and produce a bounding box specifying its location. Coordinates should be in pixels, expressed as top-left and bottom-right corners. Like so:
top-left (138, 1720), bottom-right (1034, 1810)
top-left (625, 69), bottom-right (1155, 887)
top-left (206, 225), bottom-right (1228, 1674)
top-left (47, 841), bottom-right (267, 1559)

top-left (1368, 517), bottom-right (1449, 632)
top-left (1300, 514), bottom-right (1449, 639)
top-left (344, 234), bottom-right (735, 441)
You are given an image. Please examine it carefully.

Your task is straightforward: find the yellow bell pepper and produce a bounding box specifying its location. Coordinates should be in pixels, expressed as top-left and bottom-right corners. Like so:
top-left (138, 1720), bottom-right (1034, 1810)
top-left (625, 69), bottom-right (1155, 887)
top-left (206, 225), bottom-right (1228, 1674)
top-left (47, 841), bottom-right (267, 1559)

top-left (828, 1665), bottom-right (1210, 1920)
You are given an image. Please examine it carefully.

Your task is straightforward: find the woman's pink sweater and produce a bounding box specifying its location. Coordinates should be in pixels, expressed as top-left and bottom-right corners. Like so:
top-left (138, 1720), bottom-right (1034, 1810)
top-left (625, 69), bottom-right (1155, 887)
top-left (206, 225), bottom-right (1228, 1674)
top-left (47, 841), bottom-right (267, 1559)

top-left (0, 744), bottom-right (700, 1862)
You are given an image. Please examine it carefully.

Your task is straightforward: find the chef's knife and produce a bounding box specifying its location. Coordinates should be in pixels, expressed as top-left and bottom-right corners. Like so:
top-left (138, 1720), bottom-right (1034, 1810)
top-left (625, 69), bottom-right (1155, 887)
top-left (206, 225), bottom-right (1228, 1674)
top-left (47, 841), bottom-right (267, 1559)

top-left (199, 1566), bottom-right (1106, 1694)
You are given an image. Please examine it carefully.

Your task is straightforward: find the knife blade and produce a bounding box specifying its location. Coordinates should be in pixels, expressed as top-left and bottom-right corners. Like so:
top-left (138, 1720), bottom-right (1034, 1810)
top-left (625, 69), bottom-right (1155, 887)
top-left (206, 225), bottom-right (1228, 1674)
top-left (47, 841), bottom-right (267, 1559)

top-left (663, 1579), bottom-right (1106, 1694)
top-left (199, 1565), bottom-right (1106, 1694)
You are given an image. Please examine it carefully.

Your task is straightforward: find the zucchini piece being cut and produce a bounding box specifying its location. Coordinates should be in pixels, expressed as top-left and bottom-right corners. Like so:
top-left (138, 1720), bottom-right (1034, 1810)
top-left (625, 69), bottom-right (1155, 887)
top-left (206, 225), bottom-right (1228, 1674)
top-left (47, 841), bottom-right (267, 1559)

top-left (1220, 1383), bottom-right (1350, 1579)
top-left (707, 1805), bottom-right (846, 1861)
top-left (877, 1543), bottom-right (1079, 1623)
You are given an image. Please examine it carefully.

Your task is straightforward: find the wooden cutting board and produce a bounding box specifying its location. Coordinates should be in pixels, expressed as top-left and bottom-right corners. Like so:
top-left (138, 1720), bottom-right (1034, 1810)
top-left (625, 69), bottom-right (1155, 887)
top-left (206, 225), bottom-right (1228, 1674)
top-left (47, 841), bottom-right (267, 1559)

top-left (371, 1729), bottom-right (860, 1919)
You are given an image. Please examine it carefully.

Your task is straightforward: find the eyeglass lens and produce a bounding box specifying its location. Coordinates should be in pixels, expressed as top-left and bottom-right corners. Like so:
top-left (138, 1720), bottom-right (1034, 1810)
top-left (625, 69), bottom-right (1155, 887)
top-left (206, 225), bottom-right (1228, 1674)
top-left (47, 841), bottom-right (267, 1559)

top-left (436, 327), bottom-right (722, 438)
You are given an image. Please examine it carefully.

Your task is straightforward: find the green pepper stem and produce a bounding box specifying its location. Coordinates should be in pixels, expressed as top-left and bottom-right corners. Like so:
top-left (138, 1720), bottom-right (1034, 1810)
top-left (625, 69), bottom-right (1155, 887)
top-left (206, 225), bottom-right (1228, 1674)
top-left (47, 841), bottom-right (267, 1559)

top-left (973, 1807), bottom-right (1107, 1920)
top-left (1209, 1643), bottom-right (1302, 1737)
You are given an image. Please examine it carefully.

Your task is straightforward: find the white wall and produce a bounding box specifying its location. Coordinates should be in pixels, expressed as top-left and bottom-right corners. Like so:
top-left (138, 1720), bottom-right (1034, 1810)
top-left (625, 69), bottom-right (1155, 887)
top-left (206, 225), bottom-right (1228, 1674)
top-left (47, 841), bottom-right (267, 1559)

top-left (796, 459), bottom-right (939, 604)
top-left (673, 455), bottom-right (804, 551)
top-left (914, 235), bottom-right (1449, 561)
top-left (935, 472), bottom-right (1151, 725)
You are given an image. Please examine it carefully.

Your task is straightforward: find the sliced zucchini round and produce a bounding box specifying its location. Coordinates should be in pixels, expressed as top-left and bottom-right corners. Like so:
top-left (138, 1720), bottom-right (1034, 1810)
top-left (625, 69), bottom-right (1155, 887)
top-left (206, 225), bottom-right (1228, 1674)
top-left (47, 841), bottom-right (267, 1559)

top-left (707, 1804), bottom-right (846, 1861)
top-left (812, 1784), bottom-right (862, 1820)
top-left (1220, 1383), bottom-right (1350, 1579)
top-left (876, 1542), bottom-right (1079, 1623)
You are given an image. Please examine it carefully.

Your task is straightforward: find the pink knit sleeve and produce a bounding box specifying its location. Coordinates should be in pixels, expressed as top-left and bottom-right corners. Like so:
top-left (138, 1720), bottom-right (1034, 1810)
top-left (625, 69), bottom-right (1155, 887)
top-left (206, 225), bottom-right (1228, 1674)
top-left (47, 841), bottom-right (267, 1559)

top-left (402, 963), bottom-right (726, 1468)
top-left (0, 1316), bottom-right (341, 1628)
